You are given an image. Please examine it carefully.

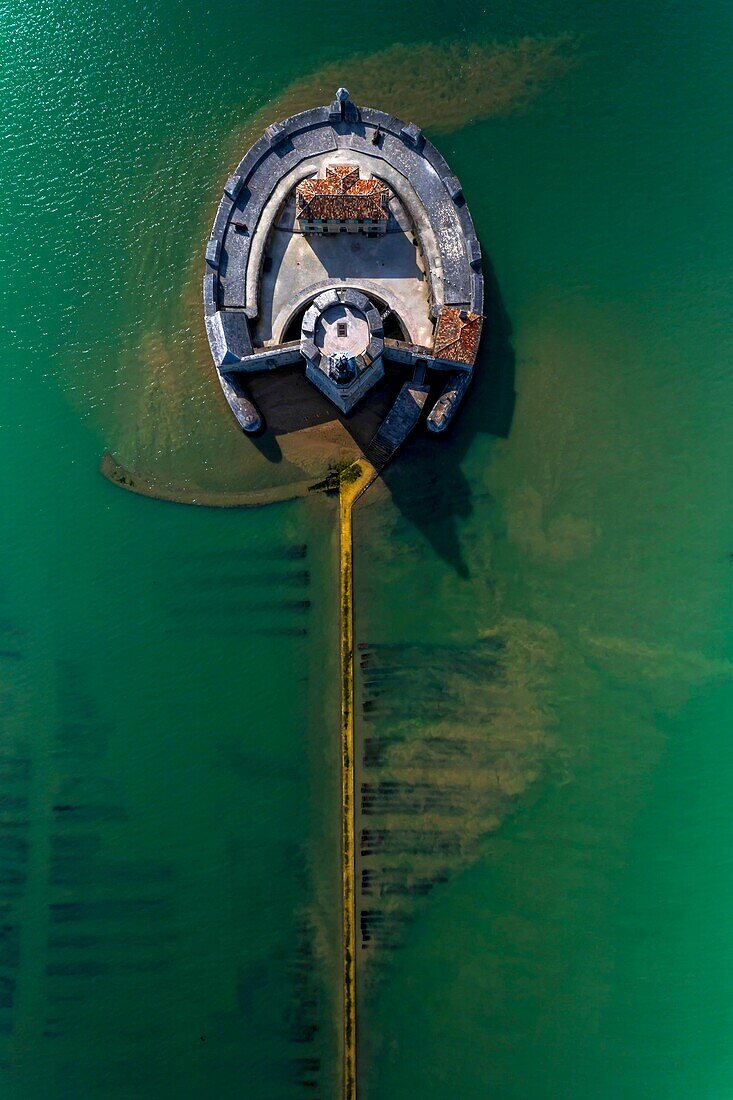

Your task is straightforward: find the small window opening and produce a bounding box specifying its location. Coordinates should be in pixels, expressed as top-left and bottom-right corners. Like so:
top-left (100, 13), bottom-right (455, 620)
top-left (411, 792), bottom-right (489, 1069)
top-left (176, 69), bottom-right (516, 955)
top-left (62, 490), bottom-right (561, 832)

top-left (337, 322), bottom-right (348, 338)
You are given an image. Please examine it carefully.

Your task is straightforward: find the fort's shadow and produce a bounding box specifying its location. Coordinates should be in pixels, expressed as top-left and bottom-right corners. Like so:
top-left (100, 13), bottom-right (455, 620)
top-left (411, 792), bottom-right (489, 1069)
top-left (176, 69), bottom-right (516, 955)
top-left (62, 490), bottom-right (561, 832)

top-left (246, 256), bottom-right (515, 580)
top-left (249, 428), bottom-right (284, 463)
top-left (247, 360), bottom-right (403, 457)
top-left (377, 259), bottom-right (516, 578)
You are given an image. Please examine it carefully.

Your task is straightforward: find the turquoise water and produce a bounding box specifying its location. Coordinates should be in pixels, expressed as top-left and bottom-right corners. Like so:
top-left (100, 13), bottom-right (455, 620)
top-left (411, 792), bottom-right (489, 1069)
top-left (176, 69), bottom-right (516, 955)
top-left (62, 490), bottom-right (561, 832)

top-left (2, 0), bottom-right (733, 1096)
top-left (354, 8), bottom-right (733, 1094)
top-left (0, 370), bottom-right (343, 1095)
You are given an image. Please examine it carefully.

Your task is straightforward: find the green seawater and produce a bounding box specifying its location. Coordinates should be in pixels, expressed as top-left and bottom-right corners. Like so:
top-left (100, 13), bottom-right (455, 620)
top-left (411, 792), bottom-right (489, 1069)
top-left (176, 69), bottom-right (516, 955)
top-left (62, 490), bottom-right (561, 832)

top-left (2, 1), bottom-right (733, 1097)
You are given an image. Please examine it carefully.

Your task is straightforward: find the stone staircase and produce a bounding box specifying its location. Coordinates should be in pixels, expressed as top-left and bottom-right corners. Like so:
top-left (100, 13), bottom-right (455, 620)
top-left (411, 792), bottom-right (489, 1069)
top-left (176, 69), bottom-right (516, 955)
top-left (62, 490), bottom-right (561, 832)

top-left (364, 382), bottom-right (430, 471)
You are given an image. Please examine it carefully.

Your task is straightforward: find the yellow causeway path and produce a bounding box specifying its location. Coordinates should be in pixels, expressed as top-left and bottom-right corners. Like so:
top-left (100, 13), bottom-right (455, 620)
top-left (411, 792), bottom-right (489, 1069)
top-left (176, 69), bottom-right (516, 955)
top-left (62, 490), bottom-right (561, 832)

top-left (338, 460), bottom-right (377, 1100)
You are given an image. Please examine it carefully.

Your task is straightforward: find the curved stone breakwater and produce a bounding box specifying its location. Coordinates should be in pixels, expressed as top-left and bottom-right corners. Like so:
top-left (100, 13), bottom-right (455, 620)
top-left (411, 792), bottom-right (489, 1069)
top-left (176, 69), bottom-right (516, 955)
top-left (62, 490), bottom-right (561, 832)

top-left (99, 452), bottom-right (314, 508)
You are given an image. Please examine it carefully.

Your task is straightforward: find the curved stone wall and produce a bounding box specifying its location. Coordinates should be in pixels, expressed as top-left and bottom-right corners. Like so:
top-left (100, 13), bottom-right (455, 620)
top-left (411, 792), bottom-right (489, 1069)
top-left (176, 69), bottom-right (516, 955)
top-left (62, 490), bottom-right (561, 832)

top-left (244, 152), bottom-right (438, 336)
top-left (204, 89), bottom-right (484, 434)
top-left (271, 279), bottom-right (417, 346)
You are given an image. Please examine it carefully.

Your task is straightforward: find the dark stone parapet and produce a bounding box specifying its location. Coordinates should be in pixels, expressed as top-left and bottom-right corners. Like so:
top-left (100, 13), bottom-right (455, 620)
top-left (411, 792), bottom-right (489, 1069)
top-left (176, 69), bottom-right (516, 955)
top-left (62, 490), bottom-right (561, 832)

top-left (471, 272), bottom-right (484, 315)
top-left (264, 122), bottom-right (287, 147)
top-left (444, 175), bottom-right (462, 201)
top-left (205, 308), bottom-right (253, 366)
top-left (382, 339), bottom-right (433, 366)
top-left (467, 236), bottom-right (482, 270)
top-left (221, 342), bottom-right (302, 374)
top-left (382, 338), bottom-right (473, 373)
top-left (224, 174), bottom-right (244, 199)
top-left (400, 122), bottom-right (423, 147)
top-left (330, 86), bottom-right (359, 124)
top-left (205, 239), bottom-right (221, 268)
top-left (203, 272), bottom-right (217, 318)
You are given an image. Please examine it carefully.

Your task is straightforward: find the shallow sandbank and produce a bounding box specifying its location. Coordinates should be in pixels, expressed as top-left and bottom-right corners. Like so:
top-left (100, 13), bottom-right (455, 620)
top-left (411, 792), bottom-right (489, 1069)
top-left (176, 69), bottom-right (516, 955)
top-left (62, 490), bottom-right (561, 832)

top-left (100, 451), bottom-right (314, 508)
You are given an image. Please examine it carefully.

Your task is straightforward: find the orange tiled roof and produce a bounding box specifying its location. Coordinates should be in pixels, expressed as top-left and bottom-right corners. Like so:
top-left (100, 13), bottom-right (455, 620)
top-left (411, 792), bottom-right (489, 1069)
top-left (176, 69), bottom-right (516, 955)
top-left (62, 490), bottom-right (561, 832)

top-left (296, 164), bottom-right (389, 222)
top-left (433, 307), bottom-right (483, 366)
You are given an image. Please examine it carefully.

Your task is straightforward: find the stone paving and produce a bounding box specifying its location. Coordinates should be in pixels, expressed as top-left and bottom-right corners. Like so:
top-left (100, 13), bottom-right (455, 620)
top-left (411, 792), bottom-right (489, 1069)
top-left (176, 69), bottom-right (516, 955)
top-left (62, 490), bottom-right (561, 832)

top-left (256, 189), bottom-right (432, 346)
